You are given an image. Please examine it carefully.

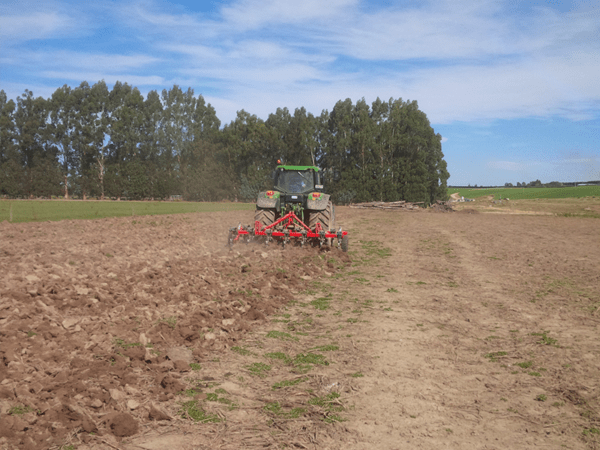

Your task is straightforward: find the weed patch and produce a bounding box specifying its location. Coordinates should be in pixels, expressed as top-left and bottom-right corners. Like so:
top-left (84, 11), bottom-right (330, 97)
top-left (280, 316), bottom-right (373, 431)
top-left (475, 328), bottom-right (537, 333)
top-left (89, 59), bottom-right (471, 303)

top-left (311, 297), bottom-right (331, 310)
top-left (231, 346), bottom-right (256, 357)
top-left (265, 352), bottom-right (292, 364)
top-left (272, 378), bottom-right (308, 390)
top-left (246, 362), bottom-right (272, 377)
top-left (113, 338), bottom-right (141, 349)
top-left (484, 351), bottom-right (507, 362)
top-left (311, 344), bottom-right (339, 352)
top-left (308, 392), bottom-right (344, 420)
top-left (178, 401), bottom-right (221, 423)
top-left (531, 331), bottom-right (558, 346)
top-left (515, 361), bottom-right (533, 369)
top-left (263, 402), bottom-right (306, 419)
top-left (9, 405), bottom-right (33, 415)
top-left (266, 331), bottom-right (298, 341)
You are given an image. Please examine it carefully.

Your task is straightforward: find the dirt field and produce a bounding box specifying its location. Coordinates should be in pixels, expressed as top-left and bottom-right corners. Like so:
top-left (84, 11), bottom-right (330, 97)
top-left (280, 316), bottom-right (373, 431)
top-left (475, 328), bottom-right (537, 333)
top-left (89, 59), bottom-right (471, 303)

top-left (1, 205), bottom-right (599, 449)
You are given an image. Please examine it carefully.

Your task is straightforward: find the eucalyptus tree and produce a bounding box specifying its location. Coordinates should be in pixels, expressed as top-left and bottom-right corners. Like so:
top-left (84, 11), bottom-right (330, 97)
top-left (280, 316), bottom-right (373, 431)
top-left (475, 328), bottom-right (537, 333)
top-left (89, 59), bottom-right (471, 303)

top-left (181, 94), bottom-right (223, 200)
top-left (0, 91), bottom-right (19, 196)
top-left (324, 98), bottom-right (355, 203)
top-left (140, 90), bottom-right (164, 198)
top-left (48, 85), bottom-right (79, 198)
top-left (105, 81), bottom-right (145, 199)
top-left (159, 85), bottom-right (198, 195)
top-left (63, 81), bottom-right (109, 199)
top-left (221, 110), bottom-right (274, 201)
top-left (13, 90), bottom-right (62, 197)
top-left (386, 98), bottom-right (447, 203)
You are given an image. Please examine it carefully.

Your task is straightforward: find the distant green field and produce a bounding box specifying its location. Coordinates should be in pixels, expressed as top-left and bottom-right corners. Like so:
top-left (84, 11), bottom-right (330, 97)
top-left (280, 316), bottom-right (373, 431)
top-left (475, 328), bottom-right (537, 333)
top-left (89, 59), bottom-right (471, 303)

top-left (0, 200), bottom-right (255, 223)
top-left (448, 186), bottom-right (600, 200)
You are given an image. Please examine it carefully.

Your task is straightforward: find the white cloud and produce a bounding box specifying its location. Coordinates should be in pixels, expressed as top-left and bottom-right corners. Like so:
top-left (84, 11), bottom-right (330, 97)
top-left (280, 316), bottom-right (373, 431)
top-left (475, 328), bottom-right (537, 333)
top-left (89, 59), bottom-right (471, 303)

top-left (220, 0), bottom-right (359, 30)
top-left (0, 12), bottom-right (76, 42)
top-left (3, 0), bottom-right (600, 128)
top-left (43, 72), bottom-right (165, 86)
top-left (12, 50), bottom-right (160, 72)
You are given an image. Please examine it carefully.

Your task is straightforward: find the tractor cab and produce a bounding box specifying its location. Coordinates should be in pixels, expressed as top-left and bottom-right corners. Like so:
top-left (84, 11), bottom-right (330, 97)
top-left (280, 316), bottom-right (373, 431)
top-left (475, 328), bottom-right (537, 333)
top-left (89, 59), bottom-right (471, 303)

top-left (273, 165), bottom-right (323, 195)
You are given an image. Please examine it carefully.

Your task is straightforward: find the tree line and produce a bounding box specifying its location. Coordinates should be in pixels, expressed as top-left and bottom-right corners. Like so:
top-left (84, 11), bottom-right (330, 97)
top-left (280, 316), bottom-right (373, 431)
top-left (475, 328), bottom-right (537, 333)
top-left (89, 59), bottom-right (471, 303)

top-left (0, 81), bottom-right (449, 204)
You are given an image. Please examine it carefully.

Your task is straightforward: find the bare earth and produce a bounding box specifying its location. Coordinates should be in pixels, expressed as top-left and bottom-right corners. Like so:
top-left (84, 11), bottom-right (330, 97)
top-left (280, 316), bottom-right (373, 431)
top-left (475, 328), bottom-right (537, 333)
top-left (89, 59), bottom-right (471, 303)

top-left (1, 205), bottom-right (599, 450)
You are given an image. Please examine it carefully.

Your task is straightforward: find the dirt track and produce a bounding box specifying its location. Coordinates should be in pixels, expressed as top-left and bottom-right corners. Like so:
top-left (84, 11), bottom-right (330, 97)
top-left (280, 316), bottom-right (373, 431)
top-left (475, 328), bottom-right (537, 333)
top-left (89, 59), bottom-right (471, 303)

top-left (1, 207), bottom-right (599, 449)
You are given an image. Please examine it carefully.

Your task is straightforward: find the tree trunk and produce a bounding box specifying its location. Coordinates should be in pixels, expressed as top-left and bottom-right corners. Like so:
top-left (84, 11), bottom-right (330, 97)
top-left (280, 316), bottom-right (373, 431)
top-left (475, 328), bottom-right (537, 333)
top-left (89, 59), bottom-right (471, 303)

top-left (96, 156), bottom-right (105, 200)
top-left (64, 175), bottom-right (69, 199)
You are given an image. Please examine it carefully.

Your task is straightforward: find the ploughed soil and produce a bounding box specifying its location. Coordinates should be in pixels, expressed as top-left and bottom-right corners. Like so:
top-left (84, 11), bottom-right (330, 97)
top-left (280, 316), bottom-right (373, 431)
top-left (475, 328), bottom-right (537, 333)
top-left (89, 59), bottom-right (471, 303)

top-left (1, 205), bottom-right (599, 449)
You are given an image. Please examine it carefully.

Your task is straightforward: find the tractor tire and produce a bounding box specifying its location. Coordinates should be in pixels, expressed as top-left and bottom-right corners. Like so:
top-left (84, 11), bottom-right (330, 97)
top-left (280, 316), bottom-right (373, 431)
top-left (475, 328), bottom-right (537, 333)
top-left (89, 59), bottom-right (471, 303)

top-left (255, 208), bottom-right (276, 229)
top-left (341, 234), bottom-right (349, 252)
top-left (309, 201), bottom-right (335, 231)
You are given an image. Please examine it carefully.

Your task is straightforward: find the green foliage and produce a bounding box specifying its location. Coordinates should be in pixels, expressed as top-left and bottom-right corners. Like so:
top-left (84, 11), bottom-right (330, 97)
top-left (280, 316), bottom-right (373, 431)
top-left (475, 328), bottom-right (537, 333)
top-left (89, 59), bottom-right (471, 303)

top-left (2, 85), bottom-right (449, 204)
top-left (266, 331), bottom-right (298, 341)
top-left (484, 351), bottom-right (507, 362)
top-left (178, 400), bottom-right (221, 423)
top-left (272, 377), bottom-right (308, 390)
top-left (263, 401), bottom-right (306, 419)
top-left (231, 346), bottom-right (255, 357)
top-left (311, 344), bottom-right (339, 352)
top-left (325, 98), bottom-right (448, 204)
top-left (583, 427), bottom-right (600, 436)
top-left (308, 392), bottom-right (344, 418)
top-left (246, 362), bottom-right (272, 377)
top-left (113, 338), bottom-right (141, 349)
top-left (515, 361), bottom-right (533, 369)
top-left (293, 353), bottom-right (329, 368)
top-left (531, 331), bottom-right (558, 346)
top-left (9, 405), bottom-right (33, 415)
top-left (265, 352), bottom-right (292, 364)
top-left (311, 297), bottom-right (331, 310)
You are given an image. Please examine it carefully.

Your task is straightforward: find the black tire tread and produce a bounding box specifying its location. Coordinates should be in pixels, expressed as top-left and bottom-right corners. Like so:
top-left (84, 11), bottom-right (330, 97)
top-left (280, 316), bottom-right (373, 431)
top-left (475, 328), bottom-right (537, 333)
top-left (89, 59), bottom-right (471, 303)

top-left (341, 235), bottom-right (349, 252)
top-left (255, 208), bottom-right (276, 228)
top-left (308, 201), bottom-right (335, 231)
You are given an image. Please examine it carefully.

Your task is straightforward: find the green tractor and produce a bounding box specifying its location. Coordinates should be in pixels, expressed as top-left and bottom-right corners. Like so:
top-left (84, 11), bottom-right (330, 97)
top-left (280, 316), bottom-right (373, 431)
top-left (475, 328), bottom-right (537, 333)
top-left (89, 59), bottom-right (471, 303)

top-left (255, 165), bottom-right (334, 233)
top-left (229, 164), bottom-right (348, 251)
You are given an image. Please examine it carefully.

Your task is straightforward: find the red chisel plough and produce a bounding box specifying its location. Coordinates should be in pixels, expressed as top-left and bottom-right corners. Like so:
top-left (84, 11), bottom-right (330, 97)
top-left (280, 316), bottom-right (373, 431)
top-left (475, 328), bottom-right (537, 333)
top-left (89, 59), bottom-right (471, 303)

top-left (228, 210), bottom-right (349, 251)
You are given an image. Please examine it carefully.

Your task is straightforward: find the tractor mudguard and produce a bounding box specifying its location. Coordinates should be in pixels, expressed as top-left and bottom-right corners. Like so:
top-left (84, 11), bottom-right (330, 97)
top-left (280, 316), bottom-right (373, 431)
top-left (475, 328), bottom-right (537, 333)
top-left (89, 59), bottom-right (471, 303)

top-left (306, 192), bottom-right (330, 211)
top-left (257, 191), bottom-right (280, 209)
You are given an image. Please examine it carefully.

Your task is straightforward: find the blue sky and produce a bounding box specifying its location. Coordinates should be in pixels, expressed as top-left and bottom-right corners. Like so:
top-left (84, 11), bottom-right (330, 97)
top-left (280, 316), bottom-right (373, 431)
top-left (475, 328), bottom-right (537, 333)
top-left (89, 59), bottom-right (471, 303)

top-left (1, 0), bottom-right (599, 185)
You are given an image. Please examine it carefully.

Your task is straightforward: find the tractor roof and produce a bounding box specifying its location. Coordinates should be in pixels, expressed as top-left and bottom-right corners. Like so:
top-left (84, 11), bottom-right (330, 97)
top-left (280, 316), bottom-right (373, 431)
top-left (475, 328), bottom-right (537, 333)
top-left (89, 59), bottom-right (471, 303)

top-left (276, 165), bottom-right (319, 172)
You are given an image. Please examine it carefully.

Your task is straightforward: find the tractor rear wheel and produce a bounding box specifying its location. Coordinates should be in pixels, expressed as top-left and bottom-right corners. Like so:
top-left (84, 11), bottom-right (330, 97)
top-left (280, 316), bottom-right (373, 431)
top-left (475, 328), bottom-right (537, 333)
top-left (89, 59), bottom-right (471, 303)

top-left (309, 201), bottom-right (335, 231)
top-left (255, 208), bottom-right (276, 229)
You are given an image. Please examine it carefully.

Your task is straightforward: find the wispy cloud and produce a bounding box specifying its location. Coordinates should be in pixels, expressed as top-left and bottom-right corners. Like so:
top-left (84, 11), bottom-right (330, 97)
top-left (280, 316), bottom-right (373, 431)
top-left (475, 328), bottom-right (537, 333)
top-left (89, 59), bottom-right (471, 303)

top-left (0, 11), bottom-right (77, 42)
top-left (220, 0), bottom-right (359, 30)
top-left (2, 0), bottom-right (600, 127)
top-left (43, 72), bottom-right (165, 86)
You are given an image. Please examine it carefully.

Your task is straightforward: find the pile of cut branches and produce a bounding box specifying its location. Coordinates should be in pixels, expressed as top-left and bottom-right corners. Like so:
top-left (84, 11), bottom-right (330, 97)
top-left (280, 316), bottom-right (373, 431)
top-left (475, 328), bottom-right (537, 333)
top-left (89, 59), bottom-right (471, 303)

top-left (349, 201), bottom-right (423, 210)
